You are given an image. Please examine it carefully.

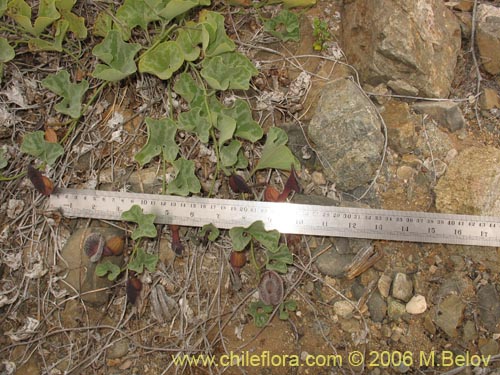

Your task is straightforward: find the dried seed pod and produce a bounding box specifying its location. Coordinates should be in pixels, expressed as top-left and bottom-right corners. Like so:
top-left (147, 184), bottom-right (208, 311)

top-left (263, 186), bottom-right (280, 202)
top-left (83, 233), bottom-right (105, 262)
top-left (229, 174), bottom-right (252, 194)
top-left (127, 276), bottom-right (142, 305)
top-left (229, 251), bottom-right (246, 272)
top-left (27, 164), bottom-right (55, 196)
top-left (169, 225), bottom-right (184, 255)
top-left (103, 236), bottom-right (125, 256)
top-left (259, 270), bottom-right (284, 306)
top-left (44, 128), bottom-right (58, 143)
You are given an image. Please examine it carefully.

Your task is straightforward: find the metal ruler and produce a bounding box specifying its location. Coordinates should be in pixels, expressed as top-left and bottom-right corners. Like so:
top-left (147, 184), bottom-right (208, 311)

top-left (48, 188), bottom-right (500, 247)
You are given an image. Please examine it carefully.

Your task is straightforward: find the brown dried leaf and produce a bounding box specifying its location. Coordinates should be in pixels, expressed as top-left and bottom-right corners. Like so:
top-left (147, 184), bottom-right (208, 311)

top-left (264, 185), bottom-right (281, 202)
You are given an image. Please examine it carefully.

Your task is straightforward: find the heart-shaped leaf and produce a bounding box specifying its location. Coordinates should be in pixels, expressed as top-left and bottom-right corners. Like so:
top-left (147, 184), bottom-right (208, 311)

top-left (0, 37), bottom-right (15, 62)
top-left (199, 10), bottom-right (235, 57)
top-left (229, 221), bottom-right (280, 251)
top-left (266, 244), bottom-right (293, 273)
top-left (128, 248), bottom-right (158, 273)
top-left (135, 117), bottom-right (179, 166)
top-left (92, 30), bottom-right (141, 81)
top-left (56, 0), bottom-right (87, 39)
top-left (177, 106), bottom-right (214, 144)
top-left (21, 131), bottom-right (64, 165)
top-left (263, 9), bottom-right (300, 42)
top-left (222, 99), bottom-right (263, 142)
top-left (41, 70), bottom-right (89, 118)
top-left (95, 260), bottom-right (121, 281)
top-left (167, 158), bottom-right (201, 196)
top-left (33, 0), bottom-right (60, 36)
top-left (201, 52), bottom-right (258, 90)
top-left (200, 223), bottom-right (219, 242)
top-left (6, 0), bottom-right (35, 34)
top-left (139, 41), bottom-right (184, 80)
top-left (121, 204), bottom-right (157, 240)
top-left (220, 139), bottom-right (241, 167)
top-left (173, 72), bottom-right (204, 106)
top-left (215, 112), bottom-right (236, 145)
top-left (0, 0), bottom-right (7, 17)
top-left (254, 127), bottom-right (300, 172)
top-left (176, 23), bottom-right (202, 61)
top-left (115, 0), bottom-right (163, 39)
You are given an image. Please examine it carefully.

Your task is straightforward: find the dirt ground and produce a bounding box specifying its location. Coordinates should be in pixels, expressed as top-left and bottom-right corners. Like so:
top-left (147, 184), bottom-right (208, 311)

top-left (1, 1), bottom-right (500, 374)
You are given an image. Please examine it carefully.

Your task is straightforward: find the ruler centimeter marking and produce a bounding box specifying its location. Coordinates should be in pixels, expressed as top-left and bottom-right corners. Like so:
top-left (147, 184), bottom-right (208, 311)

top-left (48, 188), bottom-right (500, 247)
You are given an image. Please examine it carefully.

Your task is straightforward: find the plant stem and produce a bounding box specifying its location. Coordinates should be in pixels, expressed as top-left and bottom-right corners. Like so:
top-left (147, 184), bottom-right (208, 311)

top-left (249, 241), bottom-right (261, 280)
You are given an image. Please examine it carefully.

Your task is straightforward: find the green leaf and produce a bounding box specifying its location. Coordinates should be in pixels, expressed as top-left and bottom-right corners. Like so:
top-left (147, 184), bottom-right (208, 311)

top-left (121, 205), bottom-right (157, 240)
top-left (279, 299), bottom-right (297, 320)
top-left (139, 41), bottom-right (184, 80)
top-left (266, 244), bottom-right (293, 273)
top-left (263, 9), bottom-right (300, 42)
top-left (0, 146), bottom-right (9, 169)
top-left (95, 260), bottom-right (121, 281)
top-left (234, 149), bottom-right (248, 170)
top-left (20, 131), bottom-right (64, 165)
top-left (57, 7), bottom-right (87, 39)
top-left (254, 127), bottom-right (300, 172)
top-left (248, 301), bottom-right (273, 328)
top-left (173, 72), bottom-right (205, 106)
top-left (157, 0), bottom-right (199, 22)
top-left (177, 106), bottom-right (213, 144)
top-left (6, 0), bottom-right (34, 34)
top-left (33, 0), bottom-right (61, 36)
top-left (135, 117), bottom-right (179, 166)
top-left (215, 112), bottom-right (236, 145)
top-left (115, 0), bottom-right (163, 39)
top-left (41, 70), bottom-right (89, 118)
top-left (128, 248), bottom-right (158, 274)
top-left (228, 226), bottom-right (252, 251)
top-left (92, 30), bottom-right (141, 81)
top-left (167, 158), bottom-right (201, 196)
top-left (222, 99), bottom-right (263, 142)
top-left (0, 38), bottom-right (15, 63)
top-left (176, 23), bottom-right (202, 62)
top-left (229, 221), bottom-right (280, 252)
top-left (200, 223), bottom-right (219, 242)
top-left (248, 221), bottom-right (280, 250)
top-left (0, 0), bottom-right (7, 17)
top-left (199, 10), bottom-right (235, 57)
top-left (201, 52), bottom-right (258, 90)
top-left (220, 139), bottom-right (241, 168)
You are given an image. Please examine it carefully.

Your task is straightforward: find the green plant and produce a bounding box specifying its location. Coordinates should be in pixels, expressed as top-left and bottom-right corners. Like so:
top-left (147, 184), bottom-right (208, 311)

top-left (96, 205), bottom-right (158, 281)
top-left (248, 299), bottom-right (297, 327)
top-left (312, 17), bottom-right (331, 51)
top-left (263, 9), bottom-right (300, 42)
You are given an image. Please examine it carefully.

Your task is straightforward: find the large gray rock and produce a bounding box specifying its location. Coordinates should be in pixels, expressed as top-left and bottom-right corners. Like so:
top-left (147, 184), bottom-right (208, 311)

top-left (342, 0), bottom-right (461, 98)
top-left (434, 146), bottom-right (500, 215)
top-left (477, 4), bottom-right (500, 75)
top-left (308, 78), bottom-right (384, 191)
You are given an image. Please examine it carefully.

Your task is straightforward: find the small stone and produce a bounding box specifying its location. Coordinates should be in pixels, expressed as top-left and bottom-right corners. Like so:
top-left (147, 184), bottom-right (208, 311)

top-left (392, 273), bottom-right (413, 302)
top-left (396, 166), bottom-right (416, 182)
top-left (333, 300), bottom-right (355, 319)
top-left (477, 284), bottom-right (500, 332)
top-left (453, 0), bottom-right (474, 12)
top-left (412, 101), bottom-right (466, 132)
top-left (107, 337), bottom-right (129, 359)
top-left (423, 314), bottom-right (436, 334)
top-left (315, 249), bottom-right (355, 278)
top-left (477, 5), bottom-right (500, 75)
top-left (378, 274), bottom-right (392, 298)
top-left (480, 88), bottom-right (500, 110)
top-left (387, 297), bottom-right (407, 321)
top-left (387, 80), bottom-right (419, 96)
top-left (405, 294), bottom-right (427, 314)
top-left (463, 320), bottom-right (478, 342)
top-left (367, 291), bottom-right (387, 323)
top-left (311, 171), bottom-right (327, 186)
top-left (435, 294), bottom-right (465, 337)
top-left (479, 339), bottom-right (499, 356)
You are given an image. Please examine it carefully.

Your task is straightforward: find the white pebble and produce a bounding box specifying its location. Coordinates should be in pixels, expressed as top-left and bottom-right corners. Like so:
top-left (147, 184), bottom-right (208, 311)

top-left (406, 294), bottom-right (427, 314)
